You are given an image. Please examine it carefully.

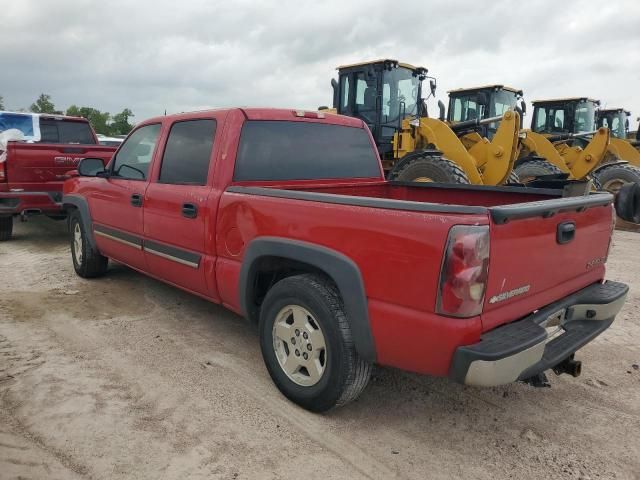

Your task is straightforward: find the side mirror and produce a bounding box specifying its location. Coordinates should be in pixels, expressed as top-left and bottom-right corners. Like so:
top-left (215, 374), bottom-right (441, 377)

top-left (77, 157), bottom-right (106, 177)
top-left (331, 78), bottom-right (339, 109)
top-left (520, 100), bottom-right (527, 115)
top-left (430, 79), bottom-right (437, 96)
top-left (437, 100), bottom-right (446, 121)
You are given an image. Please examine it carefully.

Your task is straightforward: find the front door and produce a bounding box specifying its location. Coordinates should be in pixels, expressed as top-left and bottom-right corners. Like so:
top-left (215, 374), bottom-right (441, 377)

top-left (89, 123), bottom-right (162, 271)
top-left (143, 118), bottom-right (218, 298)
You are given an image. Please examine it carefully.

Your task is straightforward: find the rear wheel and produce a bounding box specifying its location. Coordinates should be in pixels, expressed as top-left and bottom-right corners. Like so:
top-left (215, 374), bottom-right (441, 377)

top-left (594, 163), bottom-right (640, 195)
top-left (514, 159), bottom-right (564, 183)
top-left (69, 210), bottom-right (108, 278)
top-left (259, 274), bottom-right (372, 412)
top-left (389, 153), bottom-right (470, 184)
top-left (0, 216), bottom-right (13, 241)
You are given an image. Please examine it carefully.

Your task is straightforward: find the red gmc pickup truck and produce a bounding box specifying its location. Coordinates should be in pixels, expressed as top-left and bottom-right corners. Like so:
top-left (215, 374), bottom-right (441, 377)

top-left (63, 107), bottom-right (628, 412)
top-left (0, 111), bottom-right (116, 240)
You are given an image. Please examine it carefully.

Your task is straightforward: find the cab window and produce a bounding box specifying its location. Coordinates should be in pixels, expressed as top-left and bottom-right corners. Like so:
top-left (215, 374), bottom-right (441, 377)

top-left (111, 124), bottom-right (161, 180)
top-left (159, 119), bottom-right (216, 185)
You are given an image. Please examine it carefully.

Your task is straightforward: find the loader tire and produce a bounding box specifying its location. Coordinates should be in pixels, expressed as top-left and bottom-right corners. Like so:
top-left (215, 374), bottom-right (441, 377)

top-left (514, 159), bottom-right (563, 184)
top-left (594, 163), bottom-right (640, 195)
top-left (388, 154), bottom-right (470, 184)
top-left (506, 170), bottom-right (521, 185)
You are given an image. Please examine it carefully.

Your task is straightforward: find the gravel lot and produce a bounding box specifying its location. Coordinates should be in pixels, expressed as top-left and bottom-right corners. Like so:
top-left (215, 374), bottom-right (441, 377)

top-left (1, 217), bottom-right (639, 480)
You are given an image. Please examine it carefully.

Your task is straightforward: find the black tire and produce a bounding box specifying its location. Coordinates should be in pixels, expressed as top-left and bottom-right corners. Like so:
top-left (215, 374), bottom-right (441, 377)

top-left (69, 210), bottom-right (108, 278)
top-left (594, 163), bottom-right (640, 195)
top-left (0, 216), bottom-right (13, 241)
top-left (514, 159), bottom-right (564, 183)
top-left (389, 153), bottom-right (470, 184)
top-left (506, 170), bottom-right (520, 184)
top-left (259, 274), bottom-right (372, 412)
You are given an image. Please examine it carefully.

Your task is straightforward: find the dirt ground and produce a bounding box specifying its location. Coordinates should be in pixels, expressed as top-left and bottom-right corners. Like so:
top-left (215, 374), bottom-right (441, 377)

top-left (0, 217), bottom-right (639, 480)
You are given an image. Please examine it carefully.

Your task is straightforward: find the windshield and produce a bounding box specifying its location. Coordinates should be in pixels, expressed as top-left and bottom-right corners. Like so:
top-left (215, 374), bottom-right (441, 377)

top-left (574, 101), bottom-right (596, 133)
top-left (381, 67), bottom-right (420, 125)
top-left (598, 112), bottom-right (627, 138)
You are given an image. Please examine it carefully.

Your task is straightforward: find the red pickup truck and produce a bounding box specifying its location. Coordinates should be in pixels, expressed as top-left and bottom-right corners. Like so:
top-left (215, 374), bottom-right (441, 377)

top-left (63, 108), bottom-right (628, 412)
top-left (0, 111), bottom-right (116, 240)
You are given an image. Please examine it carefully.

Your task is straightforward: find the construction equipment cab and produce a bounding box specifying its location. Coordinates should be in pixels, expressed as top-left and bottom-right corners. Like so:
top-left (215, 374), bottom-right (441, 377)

top-left (447, 85), bottom-right (526, 139)
top-left (326, 59), bottom-right (521, 186)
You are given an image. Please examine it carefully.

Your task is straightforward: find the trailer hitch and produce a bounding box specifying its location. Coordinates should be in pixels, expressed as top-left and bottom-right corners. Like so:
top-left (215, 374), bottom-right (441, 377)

top-left (552, 354), bottom-right (582, 378)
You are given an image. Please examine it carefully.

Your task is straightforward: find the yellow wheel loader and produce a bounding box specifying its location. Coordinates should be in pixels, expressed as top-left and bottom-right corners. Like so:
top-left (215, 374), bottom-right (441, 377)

top-left (515, 98), bottom-right (611, 185)
top-left (323, 59), bottom-right (521, 185)
top-left (595, 108), bottom-right (640, 192)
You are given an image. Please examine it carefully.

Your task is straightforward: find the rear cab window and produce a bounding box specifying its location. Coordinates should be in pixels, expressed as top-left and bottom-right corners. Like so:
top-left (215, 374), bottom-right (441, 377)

top-left (39, 119), bottom-right (96, 144)
top-left (233, 121), bottom-right (380, 181)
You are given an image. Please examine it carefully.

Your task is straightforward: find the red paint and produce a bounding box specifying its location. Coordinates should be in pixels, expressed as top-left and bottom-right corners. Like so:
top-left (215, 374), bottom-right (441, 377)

top-left (63, 107), bottom-right (614, 378)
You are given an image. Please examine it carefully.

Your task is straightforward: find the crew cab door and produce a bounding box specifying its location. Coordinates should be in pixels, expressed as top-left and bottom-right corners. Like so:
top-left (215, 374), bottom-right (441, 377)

top-left (89, 123), bottom-right (162, 271)
top-left (143, 118), bottom-right (219, 298)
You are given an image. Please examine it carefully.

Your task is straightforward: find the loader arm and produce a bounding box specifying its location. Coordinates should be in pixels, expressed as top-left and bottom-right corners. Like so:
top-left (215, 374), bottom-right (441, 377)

top-left (397, 118), bottom-right (484, 184)
top-left (607, 137), bottom-right (640, 167)
top-left (557, 127), bottom-right (610, 179)
top-left (520, 131), bottom-right (572, 174)
top-left (466, 110), bottom-right (520, 185)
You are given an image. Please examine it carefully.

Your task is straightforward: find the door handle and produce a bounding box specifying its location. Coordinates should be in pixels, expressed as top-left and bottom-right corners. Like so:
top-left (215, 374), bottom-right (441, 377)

top-left (130, 193), bottom-right (143, 207)
top-left (182, 203), bottom-right (198, 218)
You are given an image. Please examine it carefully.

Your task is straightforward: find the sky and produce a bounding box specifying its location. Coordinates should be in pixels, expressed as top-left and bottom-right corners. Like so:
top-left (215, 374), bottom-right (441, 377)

top-left (2, 0), bottom-right (639, 129)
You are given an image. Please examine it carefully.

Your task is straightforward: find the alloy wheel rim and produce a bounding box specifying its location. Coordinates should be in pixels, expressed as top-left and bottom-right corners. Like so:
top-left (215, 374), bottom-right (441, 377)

top-left (272, 305), bottom-right (327, 387)
top-left (73, 223), bottom-right (83, 263)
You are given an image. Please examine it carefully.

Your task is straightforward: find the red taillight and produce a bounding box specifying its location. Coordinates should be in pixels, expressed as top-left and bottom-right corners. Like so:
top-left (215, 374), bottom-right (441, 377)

top-left (436, 225), bottom-right (490, 318)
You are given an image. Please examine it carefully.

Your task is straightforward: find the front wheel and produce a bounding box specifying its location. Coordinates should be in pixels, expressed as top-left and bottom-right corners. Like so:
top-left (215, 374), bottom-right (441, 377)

top-left (259, 274), bottom-right (372, 412)
top-left (69, 211), bottom-right (108, 278)
top-left (514, 159), bottom-right (564, 183)
top-left (389, 153), bottom-right (470, 184)
top-left (0, 216), bottom-right (13, 241)
top-left (594, 163), bottom-right (640, 195)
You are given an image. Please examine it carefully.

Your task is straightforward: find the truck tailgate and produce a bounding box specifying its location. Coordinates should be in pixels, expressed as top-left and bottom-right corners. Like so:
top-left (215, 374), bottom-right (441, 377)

top-left (481, 194), bottom-right (614, 332)
top-left (6, 143), bottom-right (115, 184)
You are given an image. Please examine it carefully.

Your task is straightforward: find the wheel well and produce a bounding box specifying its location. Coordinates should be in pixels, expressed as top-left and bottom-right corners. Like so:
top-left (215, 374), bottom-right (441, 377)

top-left (246, 256), bottom-right (335, 324)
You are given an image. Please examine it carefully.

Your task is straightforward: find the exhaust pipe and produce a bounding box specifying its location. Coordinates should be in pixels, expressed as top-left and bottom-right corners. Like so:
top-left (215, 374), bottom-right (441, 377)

top-left (553, 355), bottom-right (582, 377)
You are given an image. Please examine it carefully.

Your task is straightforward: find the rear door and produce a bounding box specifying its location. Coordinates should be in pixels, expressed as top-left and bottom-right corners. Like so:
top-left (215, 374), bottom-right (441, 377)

top-left (481, 200), bottom-right (614, 331)
top-left (143, 118), bottom-right (219, 298)
top-left (89, 123), bottom-right (162, 271)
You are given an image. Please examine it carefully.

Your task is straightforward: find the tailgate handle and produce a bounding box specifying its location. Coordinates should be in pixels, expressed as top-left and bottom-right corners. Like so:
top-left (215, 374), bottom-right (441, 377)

top-left (557, 221), bottom-right (576, 244)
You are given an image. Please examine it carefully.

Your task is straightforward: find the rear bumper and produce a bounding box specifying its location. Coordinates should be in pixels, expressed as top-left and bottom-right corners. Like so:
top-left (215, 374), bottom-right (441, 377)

top-left (450, 281), bottom-right (628, 387)
top-left (0, 191), bottom-right (63, 216)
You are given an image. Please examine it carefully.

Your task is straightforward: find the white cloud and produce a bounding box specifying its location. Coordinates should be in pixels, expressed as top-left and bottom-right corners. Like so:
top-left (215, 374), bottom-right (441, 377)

top-left (1, 0), bottom-right (639, 128)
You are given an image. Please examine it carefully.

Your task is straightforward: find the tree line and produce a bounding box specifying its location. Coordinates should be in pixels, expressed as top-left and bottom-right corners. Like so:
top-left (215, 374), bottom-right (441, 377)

top-left (1, 93), bottom-right (134, 136)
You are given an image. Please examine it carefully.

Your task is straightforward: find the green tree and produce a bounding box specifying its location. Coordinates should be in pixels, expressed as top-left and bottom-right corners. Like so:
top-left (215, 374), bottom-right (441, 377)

top-left (66, 105), bottom-right (111, 134)
top-left (110, 108), bottom-right (134, 135)
top-left (30, 93), bottom-right (61, 114)
top-left (0, 95), bottom-right (4, 110)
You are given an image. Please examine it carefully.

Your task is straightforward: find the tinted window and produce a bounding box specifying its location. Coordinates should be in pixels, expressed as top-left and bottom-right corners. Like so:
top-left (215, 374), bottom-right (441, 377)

top-left (111, 124), bottom-right (161, 180)
top-left (39, 119), bottom-right (96, 144)
top-left (233, 121), bottom-right (380, 181)
top-left (159, 119), bottom-right (216, 185)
